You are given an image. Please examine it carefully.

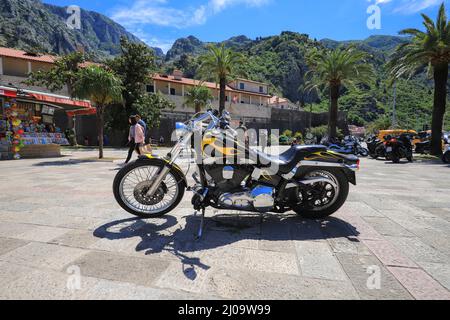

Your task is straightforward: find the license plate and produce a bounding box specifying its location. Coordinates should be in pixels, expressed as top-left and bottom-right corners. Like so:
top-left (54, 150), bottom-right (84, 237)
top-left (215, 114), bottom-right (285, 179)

top-left (386, 147), bottom-right (393, 152)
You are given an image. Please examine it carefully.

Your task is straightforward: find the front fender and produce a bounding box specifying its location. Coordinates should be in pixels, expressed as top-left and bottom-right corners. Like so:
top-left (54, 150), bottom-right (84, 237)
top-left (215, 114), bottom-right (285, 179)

top-left (137, 155), bottom-right (187, 186)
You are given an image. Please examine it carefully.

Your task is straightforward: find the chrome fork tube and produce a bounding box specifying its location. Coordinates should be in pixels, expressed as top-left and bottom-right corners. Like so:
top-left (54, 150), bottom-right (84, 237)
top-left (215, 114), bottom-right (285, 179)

top-left (146, 132), bottom-right (193, 197)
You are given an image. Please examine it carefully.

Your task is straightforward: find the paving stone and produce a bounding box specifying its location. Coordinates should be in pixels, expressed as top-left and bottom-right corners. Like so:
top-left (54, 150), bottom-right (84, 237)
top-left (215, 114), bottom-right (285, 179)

top-left (339, 202), bottom-right (384, 217)
top-left (419, 262), bottom-right (450, 292)
top-left (69, 251), bottom-right (171, 287)
top-left (203, 268), bottom-right (359, 300)
top-left (385, 236), bottom-right (450, 264)
top-left (0, 242), bottom-right (88, 271)
top-left (198, 246), bottom-right (300, 275)
top-left (387, 266), bottom-right (450, 300)
top-left (336, 253), bottom-right (413, 300)
top-left (0, 238), bottom-right (29, 256)
top-left (155, 261), bottom-right (212, 294)
top-left (13, 225), bottom-right (71, 243)
top-left (49, 230), bottom-right (100, 249)
top-left (296, 241), bottom-right (348, 281)
top-left (362, 217), bottom-right (415, 237)
top-left (363, 239), bottom-right (418, 268)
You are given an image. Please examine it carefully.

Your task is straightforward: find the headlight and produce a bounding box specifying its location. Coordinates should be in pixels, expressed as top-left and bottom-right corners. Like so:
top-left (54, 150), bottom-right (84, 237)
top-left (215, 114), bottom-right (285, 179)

top-left (175, 122), bottom-right (189, 139)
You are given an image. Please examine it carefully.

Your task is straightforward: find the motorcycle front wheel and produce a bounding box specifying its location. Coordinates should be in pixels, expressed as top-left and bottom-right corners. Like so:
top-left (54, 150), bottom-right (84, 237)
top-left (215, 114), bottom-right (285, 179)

top-left (294, 168), bottom-right (349, 219)
top-left (113, 161), bottom-right (186, 218)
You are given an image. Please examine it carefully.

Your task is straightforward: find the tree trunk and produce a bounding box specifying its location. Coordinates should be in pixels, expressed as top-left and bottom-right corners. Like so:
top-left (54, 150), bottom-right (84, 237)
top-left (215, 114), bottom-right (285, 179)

top-left (195, 103), bottom-right (201, 114)
top-left (219, 77), bottom-right (227, 115)
top-left (97, 106), bottom-right (104, 159)
top-left (329, 84), bottom-right (340, 139)
top-left (431, 64), bottom-right (448, 156)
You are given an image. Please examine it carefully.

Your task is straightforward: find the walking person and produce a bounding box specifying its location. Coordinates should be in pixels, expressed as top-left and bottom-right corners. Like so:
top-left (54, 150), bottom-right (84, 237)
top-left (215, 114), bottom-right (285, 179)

top-left (136, 115), bottom-right (148, 143)
top-left (125, 116), bottom-right (145, 164)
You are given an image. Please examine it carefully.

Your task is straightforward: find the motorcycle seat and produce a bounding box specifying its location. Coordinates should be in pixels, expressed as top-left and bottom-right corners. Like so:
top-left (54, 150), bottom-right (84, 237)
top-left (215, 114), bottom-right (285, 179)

top-left (252, 145), bottom-right (328, 174)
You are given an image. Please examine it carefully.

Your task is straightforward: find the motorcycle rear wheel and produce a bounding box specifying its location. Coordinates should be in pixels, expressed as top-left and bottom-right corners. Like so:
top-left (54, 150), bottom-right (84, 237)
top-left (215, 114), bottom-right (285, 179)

top-left (294, 168), bottom-right (349, 219)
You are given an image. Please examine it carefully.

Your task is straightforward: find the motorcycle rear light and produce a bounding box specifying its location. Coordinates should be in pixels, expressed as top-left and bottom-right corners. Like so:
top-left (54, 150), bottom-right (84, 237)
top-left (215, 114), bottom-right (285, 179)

top-left (357, 159), bottom-right (360, 170)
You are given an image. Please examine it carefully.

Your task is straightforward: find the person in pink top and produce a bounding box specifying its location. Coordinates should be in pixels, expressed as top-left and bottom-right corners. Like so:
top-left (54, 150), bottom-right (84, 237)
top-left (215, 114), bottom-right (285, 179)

top-left (125, 115), bottom-right (145, 164)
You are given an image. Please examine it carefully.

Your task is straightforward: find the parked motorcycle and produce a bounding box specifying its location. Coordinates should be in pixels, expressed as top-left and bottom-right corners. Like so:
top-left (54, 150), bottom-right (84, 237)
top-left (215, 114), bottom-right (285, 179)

top-left (366, 135), bottom-right (386, 159)
top-left (384, 134), bottom-right (413, 164)
top-left (113, 110), bottom-right (359, 238)
top-left (327, 136), bottom-right (369, 157)
top-left (443, 144), bottom-right (450, 164)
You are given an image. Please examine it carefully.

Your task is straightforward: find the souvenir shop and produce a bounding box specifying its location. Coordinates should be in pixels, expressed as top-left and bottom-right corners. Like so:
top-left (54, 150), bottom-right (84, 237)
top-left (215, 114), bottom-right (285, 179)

top-left (0, 86), bottom-right (94, 160)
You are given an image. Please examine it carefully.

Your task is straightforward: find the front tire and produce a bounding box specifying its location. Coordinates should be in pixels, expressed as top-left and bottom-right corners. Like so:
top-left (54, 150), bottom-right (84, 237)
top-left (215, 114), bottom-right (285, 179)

top-left (294, 168), bottom-right (350, 219)
top-left (113, 161), bottom-right (186, 218)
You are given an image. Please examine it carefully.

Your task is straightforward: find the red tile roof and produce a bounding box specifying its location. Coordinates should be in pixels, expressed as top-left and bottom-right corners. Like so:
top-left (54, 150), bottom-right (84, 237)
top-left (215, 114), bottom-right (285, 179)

top-left (0, 47), bottom-right (56, 63)
top-left (0, 47), bottom-right (98, 67)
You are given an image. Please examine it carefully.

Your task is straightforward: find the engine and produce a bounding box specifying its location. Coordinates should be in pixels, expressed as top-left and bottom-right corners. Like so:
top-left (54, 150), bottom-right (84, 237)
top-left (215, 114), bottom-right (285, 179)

top-left (218, 185), bottom-right (275, 212)
top-left (204, 164), bottom-right (253, 193)
top-left (204, 164), bottom-right (275, 212)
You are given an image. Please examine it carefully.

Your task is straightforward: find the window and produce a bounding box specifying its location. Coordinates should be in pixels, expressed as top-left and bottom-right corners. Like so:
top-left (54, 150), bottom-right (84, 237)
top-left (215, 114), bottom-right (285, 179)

top-left (225, 96), bottom-right (229, 102)
top-left (239, 83), bottom-right (245, 90)
top-left (170, 88), bottom-right (176, 95)
top-left (146, 85), bottom-right (155, 93)
top-left (259, 86), bottom-right (264, 93)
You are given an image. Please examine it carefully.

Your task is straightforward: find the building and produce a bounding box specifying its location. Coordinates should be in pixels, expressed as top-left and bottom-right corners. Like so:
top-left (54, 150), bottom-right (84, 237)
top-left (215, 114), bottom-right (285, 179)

top-left (268, 96), bottom-right (301, 110)
top-left (148, 72), bottom-right (272, 122)
top-left (0, 47), bottom-right (94, 159)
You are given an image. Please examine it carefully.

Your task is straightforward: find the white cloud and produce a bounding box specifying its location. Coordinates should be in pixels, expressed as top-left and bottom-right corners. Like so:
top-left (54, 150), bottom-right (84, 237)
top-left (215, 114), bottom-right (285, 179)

top-left (111, 0), bottom-right (270, 51)
top-left (111, 0), bottom-right (270, 29)
top-left (368, 0), bottom-right (443, 14)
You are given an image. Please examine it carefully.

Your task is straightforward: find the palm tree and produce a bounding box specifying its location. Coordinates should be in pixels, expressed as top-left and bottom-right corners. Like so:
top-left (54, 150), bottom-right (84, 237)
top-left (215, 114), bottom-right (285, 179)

top-left (388, 3), bottom-right (449, 156)
top-left (184, 84), bottom-right (214, 113)
top-left (73, 66), bottom-right (123, 159)
top-left (199, 44), bottom-right (245, 114)
top-left (306, 47), bottom-right (374, 139)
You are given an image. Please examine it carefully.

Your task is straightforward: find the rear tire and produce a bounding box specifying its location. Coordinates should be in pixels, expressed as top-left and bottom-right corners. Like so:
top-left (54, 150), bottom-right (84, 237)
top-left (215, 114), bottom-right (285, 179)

top-left (113, 161), bottom-right (186, 218)
top-left (294, 168), bottom-right (350, 219)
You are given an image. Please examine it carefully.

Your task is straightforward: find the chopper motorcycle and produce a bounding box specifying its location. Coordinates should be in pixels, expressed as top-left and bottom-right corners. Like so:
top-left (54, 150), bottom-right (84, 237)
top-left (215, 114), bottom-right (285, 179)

top-left (113, 110), bottom-right (359, 237)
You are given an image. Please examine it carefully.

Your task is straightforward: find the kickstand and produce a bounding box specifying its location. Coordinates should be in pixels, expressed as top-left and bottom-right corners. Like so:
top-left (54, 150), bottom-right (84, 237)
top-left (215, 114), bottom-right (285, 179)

top-left (195, 208), bottom-right (205, 241)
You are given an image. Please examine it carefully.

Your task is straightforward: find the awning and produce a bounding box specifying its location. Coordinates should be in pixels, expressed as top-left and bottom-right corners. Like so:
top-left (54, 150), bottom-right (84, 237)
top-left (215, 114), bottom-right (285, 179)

top-left (28, 93), bottom-right (91, 109)
top-left (0, 88), bottom-right (17, 98)
top-left (66, 108), bottom-right (97, 117)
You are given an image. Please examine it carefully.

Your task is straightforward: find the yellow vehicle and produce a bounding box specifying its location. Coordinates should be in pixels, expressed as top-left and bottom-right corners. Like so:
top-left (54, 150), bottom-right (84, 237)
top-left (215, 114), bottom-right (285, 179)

top-left (378, 130), bottom-right (418, 142)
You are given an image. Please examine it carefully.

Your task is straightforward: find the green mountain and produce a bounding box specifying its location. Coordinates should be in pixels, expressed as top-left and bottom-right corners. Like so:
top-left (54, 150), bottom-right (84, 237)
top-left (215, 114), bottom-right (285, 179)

top-left (0, 0), bottom-right (163, 60)
top-left (164, 31), bottom-right (449, 131)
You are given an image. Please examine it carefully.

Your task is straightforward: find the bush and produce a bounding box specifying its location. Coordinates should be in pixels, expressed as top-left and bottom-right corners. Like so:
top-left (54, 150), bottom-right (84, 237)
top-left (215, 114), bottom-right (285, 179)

top-left (282, 130), bottom-right (293, 138)
top-left (294, 131), bottom-right (304, 144)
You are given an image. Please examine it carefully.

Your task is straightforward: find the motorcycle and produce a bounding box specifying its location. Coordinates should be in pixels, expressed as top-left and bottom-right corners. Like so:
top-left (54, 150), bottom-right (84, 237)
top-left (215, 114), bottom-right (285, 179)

top-left (327, 136), bottom-right (369, 157)
top-left (443, 144), bottom-right (450, 164)
top-left (384, 134), bottom-right (413, 164)
top-left (113, 110), bottom-right (359, 238)
top-left (366, 135), bottom-right (386, 159)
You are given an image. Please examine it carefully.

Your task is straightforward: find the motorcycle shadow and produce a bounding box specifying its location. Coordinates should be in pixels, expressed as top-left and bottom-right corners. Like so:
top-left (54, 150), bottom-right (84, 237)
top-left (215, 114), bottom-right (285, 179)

top-left (93, 213), bottom-right (360, 277)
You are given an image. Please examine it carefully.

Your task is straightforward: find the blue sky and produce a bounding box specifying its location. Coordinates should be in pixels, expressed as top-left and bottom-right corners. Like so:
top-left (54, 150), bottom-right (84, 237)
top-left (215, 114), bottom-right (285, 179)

top-left (44, 0), bottom-right (449, 52)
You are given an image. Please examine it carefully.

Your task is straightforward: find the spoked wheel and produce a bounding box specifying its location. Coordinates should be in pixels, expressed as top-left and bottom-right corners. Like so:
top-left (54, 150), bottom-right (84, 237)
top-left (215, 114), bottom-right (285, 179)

top-left (113, 162), bottom-right (186, 218)
top-left (294, 168), bottom-right (349, 219)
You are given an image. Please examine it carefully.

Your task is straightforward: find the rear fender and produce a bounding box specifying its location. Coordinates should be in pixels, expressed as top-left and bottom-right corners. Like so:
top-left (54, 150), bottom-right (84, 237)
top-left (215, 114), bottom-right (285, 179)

top-left (296, 150), bottom-right (358, 185)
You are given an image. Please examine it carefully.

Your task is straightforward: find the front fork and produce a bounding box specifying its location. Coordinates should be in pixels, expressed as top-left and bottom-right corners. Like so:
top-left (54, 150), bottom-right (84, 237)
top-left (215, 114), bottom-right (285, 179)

top-left (146, 132), bottom-right (193, 197)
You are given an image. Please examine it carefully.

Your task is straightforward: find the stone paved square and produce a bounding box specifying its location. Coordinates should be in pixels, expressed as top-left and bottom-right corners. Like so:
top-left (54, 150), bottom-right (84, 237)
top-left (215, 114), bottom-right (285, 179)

top-left (0, 148), bottom-right (450, 300)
